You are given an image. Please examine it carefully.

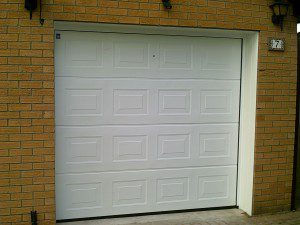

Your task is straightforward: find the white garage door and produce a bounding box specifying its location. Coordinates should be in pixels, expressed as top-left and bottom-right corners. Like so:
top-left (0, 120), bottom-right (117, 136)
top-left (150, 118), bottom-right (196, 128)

top-left (55, 30), bottom-right (242, 220)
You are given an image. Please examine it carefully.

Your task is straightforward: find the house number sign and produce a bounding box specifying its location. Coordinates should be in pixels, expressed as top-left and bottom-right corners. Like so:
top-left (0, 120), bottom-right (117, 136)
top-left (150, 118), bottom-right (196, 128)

top-left (269, 38), bottom-right (285, 51)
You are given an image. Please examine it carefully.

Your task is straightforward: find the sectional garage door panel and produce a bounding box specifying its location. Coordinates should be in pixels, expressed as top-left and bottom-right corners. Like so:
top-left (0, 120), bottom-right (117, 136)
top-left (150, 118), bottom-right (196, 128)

top-left (55, 31), bottom-right (242, 80)
top-left (56, 166), bottom-right (237, 220)
top-left (55, 78), bottom-right (240, 126)
top-left (55, 30), bottom-right (242, 220)
top-left (55, 124), bottom-right (238, 174)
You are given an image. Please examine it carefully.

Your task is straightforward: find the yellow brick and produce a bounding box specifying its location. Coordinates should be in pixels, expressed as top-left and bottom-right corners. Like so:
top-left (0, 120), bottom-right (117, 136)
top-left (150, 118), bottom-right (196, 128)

top-left (0, 0), bottom-right (297, 223)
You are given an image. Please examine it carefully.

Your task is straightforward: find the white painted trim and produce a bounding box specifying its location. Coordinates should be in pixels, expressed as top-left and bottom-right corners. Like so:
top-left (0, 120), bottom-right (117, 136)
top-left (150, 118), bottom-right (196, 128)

top-left (237, 33), bottom-right (259, 216)
top-left (54, 21), bottom-right (257, 39)
top-left (54, 21), bottom-right (259, 216)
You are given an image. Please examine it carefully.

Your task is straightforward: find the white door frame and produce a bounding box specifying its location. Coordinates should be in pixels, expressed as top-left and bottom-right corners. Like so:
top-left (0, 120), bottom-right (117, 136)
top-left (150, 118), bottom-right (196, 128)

top-left (54, 21), bottom-right (259, 216)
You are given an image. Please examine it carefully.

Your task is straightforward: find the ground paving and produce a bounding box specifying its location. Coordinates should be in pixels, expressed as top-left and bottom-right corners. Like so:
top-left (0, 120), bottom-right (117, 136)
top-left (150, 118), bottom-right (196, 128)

top-left (58, 209), bottom-right (300, 225)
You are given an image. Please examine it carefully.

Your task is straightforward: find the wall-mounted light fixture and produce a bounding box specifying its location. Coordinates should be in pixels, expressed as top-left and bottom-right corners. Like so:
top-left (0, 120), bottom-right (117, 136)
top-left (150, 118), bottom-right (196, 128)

top-left (162, 0), bottom-right (172, 10)
top-left (270, 0), bottom-right (289, 31)
top-left (25, 0), bottom-right (44, 25)
top-left (25, 0), bottom-right (37, 19)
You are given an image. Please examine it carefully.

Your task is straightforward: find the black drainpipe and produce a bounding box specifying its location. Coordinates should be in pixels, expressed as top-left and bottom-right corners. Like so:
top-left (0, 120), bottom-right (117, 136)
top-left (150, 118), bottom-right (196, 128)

top-left (31, 210), bottom-right (37, 225)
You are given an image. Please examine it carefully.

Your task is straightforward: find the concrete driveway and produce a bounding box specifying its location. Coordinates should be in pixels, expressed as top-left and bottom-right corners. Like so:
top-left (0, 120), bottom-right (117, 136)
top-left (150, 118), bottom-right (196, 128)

top-left (57, 209), bottom-right (300, 225)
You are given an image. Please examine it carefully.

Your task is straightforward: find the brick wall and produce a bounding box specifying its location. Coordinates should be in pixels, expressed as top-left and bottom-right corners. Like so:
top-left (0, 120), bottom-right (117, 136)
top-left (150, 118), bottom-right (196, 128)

top-left (0, 0), bottom-right (297, 224)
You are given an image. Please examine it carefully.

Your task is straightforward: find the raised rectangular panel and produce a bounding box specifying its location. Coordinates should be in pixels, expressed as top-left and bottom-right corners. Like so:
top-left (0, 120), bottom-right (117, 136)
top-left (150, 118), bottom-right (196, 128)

top-left (198, 175), bottom-right (229, 200)
top-left (65, 39), bottom-right (103, 68)
top-left (159, 42), bottom-right (192, 69)
top-left (114, 89), bottom-right (148, 115)
top-left (158, 134), bottom-right (190, 159)
top-left (66, 89), bottom-right (103, 116)
top-left (158, 90), bottom-right (191, 115)
top-left (67, 182), bottom-right (102, 209)
top-left (199, 133), bottom-right (229, 158)
top-left (200, 90), bottom-right (232, 114)
top-left (200, 38), bottom-right (241, 78)
top-left (114, 42), bottom-right (149, 68)
top-left (66, 137), bottom-right (102, 163)
top-left (113, 135), bottom-right (148, 161)
top-left (113, 180), bottom-right (147, 206)
top-left (202, 43), bottom-right (229, 70)
top-left (157, 177), bottom-right (189, 203)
